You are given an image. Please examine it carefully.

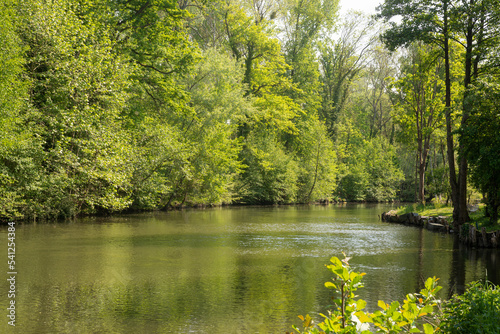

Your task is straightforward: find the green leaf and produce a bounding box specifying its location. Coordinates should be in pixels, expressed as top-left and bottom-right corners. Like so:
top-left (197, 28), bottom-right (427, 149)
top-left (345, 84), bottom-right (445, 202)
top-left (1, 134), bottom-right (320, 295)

top-left (355, 311), bottom-right (373, 323)
top-left (425, 277), bottom-right (436, 291)
top-left (324, 282), bottom-right (337, 289)
top-left (329, 256), bottom-right (343, 267)
top-left (388, 301), bottom-right (400, 315)
top-left (423, 323), bottom-right (435, 334)
top-left (301, 314), bottom-right (313, 328)
top-left (356, 299), bottom-right (367, 310)
top-left (392, 311), bottom-right (402, 321)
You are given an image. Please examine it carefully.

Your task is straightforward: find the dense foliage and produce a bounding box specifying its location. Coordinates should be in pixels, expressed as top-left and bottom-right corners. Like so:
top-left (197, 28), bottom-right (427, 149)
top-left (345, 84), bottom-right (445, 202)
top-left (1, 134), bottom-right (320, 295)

top-left (291, 255), bottom-right (442, 334)
top-left (0, 0), bottom-right (499, 221)
top-left (378, 0), bottom-right (500, 224)
top-left (460, 79), bottom-right (500, 225)
top-left (440, 281), bottom-right (500, 334)
top-left (291, 255), bottom-right (500, 334)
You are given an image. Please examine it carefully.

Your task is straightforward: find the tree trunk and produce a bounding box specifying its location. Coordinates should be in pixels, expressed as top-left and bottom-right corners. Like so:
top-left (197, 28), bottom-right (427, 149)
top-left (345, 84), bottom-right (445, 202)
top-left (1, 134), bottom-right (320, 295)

top-left (443, 0), bottom-right (460, 228)
top-left (307, 136), bottom-right (322, 202)
top-left (457, 9), bottom-right (475, 226)
top-left (415, 152), bottom-right (419, 202)
top-left (417, 134), bottom-right (424, 204)
top-left (487, 191), bottom-right (499, 226)
top-left (491, 204), bottom-right (499, 226)
top-left (418, 160), bottom-right (425, 204)
top-left (418, 138), bottom-right (430, 204)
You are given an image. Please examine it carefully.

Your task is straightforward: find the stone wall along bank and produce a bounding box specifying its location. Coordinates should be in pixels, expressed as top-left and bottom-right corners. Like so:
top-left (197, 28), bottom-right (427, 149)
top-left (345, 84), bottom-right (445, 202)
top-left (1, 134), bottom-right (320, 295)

top-left (381, 210), bottom-right (499, 248)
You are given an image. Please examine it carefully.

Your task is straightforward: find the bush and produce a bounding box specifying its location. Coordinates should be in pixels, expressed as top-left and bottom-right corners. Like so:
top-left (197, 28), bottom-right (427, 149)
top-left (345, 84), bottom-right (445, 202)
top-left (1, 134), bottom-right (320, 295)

top-left (439, 281), bottom-right (500, 334)
top-left (290, 254), bottom-right (441, 334)
top-left (289, 254), bottom-right (500, 334)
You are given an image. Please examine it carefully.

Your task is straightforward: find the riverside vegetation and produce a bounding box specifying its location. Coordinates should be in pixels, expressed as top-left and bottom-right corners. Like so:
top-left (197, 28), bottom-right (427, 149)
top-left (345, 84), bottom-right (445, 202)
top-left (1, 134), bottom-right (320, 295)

top-left (290, 254), bottom-right (500, 334)
top-left (388, 203), bottom-right (500, 248)
top-left (1, 0), bottom-right (500, 225)
top-left (395, 203), bottom-right (500, 231)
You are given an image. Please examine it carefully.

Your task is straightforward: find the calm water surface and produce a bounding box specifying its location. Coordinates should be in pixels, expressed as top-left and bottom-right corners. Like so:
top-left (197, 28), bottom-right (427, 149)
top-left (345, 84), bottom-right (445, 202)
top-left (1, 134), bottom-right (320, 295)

top-left (1, 204), bottom-right (499, 333)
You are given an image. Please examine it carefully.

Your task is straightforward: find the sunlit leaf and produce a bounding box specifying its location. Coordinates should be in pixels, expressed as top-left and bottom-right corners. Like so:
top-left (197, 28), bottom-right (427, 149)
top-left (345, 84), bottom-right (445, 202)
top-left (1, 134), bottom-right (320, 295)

top-left (423, 323), bottom-right (435, 334)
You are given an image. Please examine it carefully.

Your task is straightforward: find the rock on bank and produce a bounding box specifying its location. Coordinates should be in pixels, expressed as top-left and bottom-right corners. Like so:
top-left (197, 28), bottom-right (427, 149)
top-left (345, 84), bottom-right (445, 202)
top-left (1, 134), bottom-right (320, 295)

top-left (381, 210), bottom-right (500, 248)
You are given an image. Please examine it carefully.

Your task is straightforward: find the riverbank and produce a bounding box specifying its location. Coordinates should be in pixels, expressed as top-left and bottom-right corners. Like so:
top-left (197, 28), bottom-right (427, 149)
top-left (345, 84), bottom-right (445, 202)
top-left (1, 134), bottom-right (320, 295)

top-left (382, 204), bottom-right (500, 248)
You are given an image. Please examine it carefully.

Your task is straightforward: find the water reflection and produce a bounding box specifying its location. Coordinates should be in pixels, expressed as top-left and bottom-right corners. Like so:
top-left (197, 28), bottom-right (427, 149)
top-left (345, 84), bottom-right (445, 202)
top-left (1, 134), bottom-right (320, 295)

top-left (0, 204), bottom-right (499, 333)
top-left (448, 238), bottom-right (500, 297)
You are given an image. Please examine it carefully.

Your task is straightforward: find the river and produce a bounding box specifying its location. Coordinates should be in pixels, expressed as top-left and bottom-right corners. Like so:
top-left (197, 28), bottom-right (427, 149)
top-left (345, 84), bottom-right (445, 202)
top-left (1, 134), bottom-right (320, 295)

top-left (1, 204), bottom-right (499, 333)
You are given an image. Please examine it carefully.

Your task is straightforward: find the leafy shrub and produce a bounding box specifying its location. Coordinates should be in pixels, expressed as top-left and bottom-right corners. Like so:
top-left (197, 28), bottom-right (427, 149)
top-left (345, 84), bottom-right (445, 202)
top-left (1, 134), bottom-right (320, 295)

top-left (290, 254), bottom-right (441, 334)
top-left (439, 281), bottom-right (500, 334)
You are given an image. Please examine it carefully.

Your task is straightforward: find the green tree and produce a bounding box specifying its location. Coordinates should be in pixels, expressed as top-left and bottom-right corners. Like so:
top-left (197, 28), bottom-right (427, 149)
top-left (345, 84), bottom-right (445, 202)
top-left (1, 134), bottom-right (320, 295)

top-left (217, 0), bottom-right (314, 204)
top-left (279, 0), bottom-right (339, 112)
top-left (222, 1), bottom-right (301, 133)
top-left (364, 45), bottom-right (397, 140)
top-left (461, 78), bottom-right (500, 225)
top-left (236, 130), bottom-right (300, 204)
top-left (378, 0), bottom-right (463, 223)
top-left (378, 0), bottom-right (500, 226)
top-left (175, 48), bottom-right (248, 205)
top-left (452, 0), bottom-right (500, 225)
top-left (391, 44), bottom-right (446, 203)
top-left (292, 117), bottom-right (337, 203)
top-left (318, 12), bottom-right (377, 135)
top-left (129, 47), bottom-right (248, 209)
top-left (103, 0), bottom-right (198, 119)
top-left (0, 0), bottom-right (41, 220)
top-left (336, 131), bottom-right (404, 202)
top-left (17, 0), bottom-right (135, 218)
top-left (83, 0), bottom-right (211, 210)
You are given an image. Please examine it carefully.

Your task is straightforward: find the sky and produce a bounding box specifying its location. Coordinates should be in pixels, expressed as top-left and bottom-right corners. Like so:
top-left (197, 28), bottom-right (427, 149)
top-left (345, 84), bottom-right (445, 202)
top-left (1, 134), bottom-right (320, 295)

top-left (338, 0), bottom-right (382, 15)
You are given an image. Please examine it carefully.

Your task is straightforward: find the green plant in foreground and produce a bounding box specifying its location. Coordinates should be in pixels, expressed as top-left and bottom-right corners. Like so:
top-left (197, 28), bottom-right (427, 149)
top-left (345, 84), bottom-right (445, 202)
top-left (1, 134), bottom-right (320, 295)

top-left (291, 254), bottom-right (442, 334)
top-left (439, 280), bottom-right (500, 334)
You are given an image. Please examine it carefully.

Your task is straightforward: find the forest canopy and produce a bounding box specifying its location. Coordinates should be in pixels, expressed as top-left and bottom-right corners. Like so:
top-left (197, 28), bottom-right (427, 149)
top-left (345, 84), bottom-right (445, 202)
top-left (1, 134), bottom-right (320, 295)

top-left (0, 0), bottom-right (499, 222)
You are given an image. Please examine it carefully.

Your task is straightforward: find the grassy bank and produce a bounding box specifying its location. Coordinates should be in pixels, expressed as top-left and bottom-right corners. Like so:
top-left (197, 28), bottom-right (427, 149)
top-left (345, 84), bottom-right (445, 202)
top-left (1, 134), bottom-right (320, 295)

top-left (395, 203), bottom-right (500, 232)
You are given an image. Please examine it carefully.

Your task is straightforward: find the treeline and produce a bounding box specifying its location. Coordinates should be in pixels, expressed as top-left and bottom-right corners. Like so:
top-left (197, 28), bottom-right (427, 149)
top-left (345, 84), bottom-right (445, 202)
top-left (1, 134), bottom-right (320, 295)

top-left (0, 0), bottom-right (499, 222)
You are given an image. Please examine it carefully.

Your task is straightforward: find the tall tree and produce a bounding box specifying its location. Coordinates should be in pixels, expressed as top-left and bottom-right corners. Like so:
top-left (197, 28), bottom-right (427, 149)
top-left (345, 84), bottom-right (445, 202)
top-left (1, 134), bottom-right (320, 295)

top-left (278, 0), bottom-right (339, 112)
top-left (364, 44), bottom-right (397, 139)
top-left (318, 12), bottom-right (377, 135)
top-left (391, 44), bottom-right (446, 203)
top-left (18, 0), bottom-right (137, 218)
top-left (451, 0), bottom-right (500, 225)
top-left (377, 0), bottom-right (460, 216)
top-left (461, 77), bottom-right (500, 225)
top-left (379, 0), bottom-right (500, 225)
top-left (221, 2), bottom-right (300, 132)
top-left (0, 0), bottom-right (40, 220)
